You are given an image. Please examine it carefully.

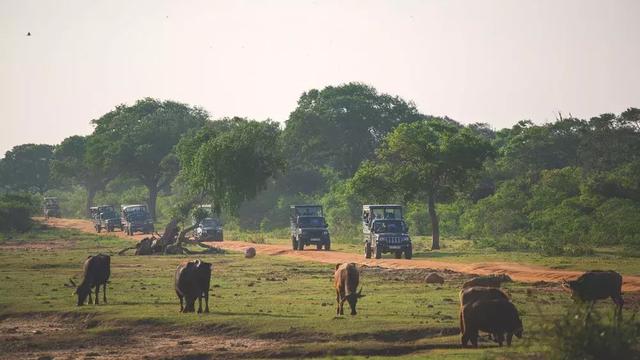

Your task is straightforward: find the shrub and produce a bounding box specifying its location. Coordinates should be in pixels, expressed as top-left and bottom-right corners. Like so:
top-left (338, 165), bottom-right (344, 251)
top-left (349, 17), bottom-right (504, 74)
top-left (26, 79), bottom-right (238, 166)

top-left (545, 306), bottom-right (640, 360)
top-left (0, 193), bottom-right (40, 233)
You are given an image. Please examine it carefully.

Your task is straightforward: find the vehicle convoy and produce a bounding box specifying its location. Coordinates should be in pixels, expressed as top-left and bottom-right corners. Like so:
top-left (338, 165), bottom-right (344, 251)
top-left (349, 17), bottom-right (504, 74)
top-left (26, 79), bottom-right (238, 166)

top-left (89, 205), bottom-right (123, 233)
top-left (43, 197), bottom-right (61, 219)
top-left (362, 204), bottom-right (412, 259)
top-left (290, 205), bottom-right (331, 251)
top-left (121, 204), bottom-right (154, 235)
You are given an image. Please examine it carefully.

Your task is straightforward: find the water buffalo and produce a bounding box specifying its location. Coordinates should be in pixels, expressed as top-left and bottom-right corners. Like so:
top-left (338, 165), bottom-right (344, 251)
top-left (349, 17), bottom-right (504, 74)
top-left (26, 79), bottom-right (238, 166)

top-left (334, 263), bottom-right (364, 316)
top-left (175, 259), bottom-right (212, 313)
top-left (462, 274), bottom-right (512, 289)
top-left (459, 287), bottom-right (510, 343)
top-left (68, 254), bottom-right (111, 306)
top-left (562, 270), bottom-right (623, 313)
top-left (461, 298), bottom-right (523, 348)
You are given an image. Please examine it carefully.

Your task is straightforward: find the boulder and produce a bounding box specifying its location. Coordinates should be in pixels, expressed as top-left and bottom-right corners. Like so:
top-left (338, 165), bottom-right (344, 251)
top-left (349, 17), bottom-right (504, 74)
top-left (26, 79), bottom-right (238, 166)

top-left (425, 272), bottom-right (445, 284)
top-left (244, 247), bottom-right (256, 258)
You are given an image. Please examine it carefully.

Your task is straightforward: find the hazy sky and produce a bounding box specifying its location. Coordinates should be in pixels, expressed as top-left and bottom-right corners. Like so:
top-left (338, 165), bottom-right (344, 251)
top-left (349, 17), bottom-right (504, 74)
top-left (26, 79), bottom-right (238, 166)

top-left (1, 0), bottom-right (639, 155)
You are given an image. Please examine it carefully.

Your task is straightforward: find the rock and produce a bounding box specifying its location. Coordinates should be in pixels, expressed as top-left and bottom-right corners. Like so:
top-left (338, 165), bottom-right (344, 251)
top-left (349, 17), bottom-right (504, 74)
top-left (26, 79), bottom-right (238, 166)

top-left (32, 330), bottom-right (43, 335)
top-left (244, 247), bottom-right (256, 258)
top-left (425, 272), bottom-right (445, 284)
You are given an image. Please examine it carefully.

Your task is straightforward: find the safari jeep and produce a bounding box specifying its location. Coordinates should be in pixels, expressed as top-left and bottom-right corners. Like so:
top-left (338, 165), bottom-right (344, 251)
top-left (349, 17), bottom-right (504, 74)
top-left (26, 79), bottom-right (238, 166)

top-left (43, 197), bottom-right (61, 219)
top-left (121, 204), bottom-right (154, 235)
top-left (90, 205), bottom-right (123, 233)
top-left (290, 205), bottom-right (331, 251)
top-left (362, 204), bottom-right (412, 259)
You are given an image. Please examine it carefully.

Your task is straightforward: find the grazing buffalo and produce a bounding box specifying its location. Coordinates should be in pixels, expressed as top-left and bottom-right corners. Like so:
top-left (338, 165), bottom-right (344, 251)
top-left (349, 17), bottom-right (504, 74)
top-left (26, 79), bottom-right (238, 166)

top-left (459, 287), bottom-right (510, 343)
top-left (462, 274), bottom-right (512, 289)
top-left (461, 298), bottom-right (523, 348)
top-left (334, 263), bottom-right (364, 316)
top-left (563, 270), bottom-right (624, 313)
top-left (69, 254), bottom-right (111, 306)
top-left (175, 259), bottom-right (212, 313)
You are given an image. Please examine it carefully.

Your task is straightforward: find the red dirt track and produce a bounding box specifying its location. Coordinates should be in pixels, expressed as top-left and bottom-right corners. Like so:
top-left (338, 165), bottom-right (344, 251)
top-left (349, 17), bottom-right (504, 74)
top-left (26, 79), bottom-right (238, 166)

top-left (45, 217), bottom-right (640, 292)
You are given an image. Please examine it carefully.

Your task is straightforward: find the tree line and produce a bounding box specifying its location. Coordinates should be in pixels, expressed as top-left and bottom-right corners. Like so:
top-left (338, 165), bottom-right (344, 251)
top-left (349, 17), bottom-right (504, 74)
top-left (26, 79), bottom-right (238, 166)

top-left (1, 84), bottom-right (639, 253)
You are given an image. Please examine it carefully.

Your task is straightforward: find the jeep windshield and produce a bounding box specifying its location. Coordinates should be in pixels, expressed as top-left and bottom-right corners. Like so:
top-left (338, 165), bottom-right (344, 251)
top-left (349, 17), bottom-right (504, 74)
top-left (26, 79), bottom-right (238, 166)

top-left (200, 218), bottom-right (219, 228)
top-left (372, 220), bottom-right (406, 233)
top-left (101, 210), bottom-right (117, 219)
top-left (127, 211), bottom-right (149, 221)
top-left (298, 217), bottom-right (326, 227)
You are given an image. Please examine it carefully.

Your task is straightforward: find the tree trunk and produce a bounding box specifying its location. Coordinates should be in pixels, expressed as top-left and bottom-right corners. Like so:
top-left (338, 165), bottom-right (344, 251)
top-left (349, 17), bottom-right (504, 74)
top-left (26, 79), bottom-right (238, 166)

top-left (428, 194), bottom-right (440, 250)
top-left (147, 184), bottom-right (158, 221)
top-left (86, 187), bottom-right (97, 218)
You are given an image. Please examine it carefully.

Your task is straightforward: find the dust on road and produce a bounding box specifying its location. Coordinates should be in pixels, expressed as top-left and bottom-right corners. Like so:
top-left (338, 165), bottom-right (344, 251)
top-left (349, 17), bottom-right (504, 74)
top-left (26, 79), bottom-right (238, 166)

top-left (45, 217), bottom-right (640, 292)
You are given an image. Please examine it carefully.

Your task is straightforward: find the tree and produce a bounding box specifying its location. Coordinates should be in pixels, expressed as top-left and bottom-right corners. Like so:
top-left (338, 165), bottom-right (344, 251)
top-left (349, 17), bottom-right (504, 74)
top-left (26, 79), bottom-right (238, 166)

top-left (352, 119), bottom-right (493, 249)
top-left (178, 118), bottom-right (284, 215)
top-left (0, 144), bottom-right (55, 193)
top-left (283, 82), bottom-right (422, 177)
top-left (50, 135), bottom-right (116, 216)
top-left (91, 98), bottom-right (208, 219)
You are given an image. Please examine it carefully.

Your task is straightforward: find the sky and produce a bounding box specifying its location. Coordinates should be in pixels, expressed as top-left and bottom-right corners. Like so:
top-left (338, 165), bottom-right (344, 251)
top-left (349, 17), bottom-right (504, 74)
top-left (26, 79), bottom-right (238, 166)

top-left (1, 0), bottom-right (639, 155)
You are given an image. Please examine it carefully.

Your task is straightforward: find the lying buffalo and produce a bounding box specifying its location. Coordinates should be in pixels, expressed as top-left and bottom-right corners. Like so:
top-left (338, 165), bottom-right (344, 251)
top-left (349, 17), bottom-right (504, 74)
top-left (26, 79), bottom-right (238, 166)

top-left (175, 259), bottom-right (212, 313)
top-left (68, 254), bottom-right (111, 306)
top-left (334, 263), bottom-right (364, 316)
top-left (563, 270), bottom-right (624, 313)
top-left (461, 298), bottom-right (523, 347)
top-left (462, 274), bottom-right (512, 289)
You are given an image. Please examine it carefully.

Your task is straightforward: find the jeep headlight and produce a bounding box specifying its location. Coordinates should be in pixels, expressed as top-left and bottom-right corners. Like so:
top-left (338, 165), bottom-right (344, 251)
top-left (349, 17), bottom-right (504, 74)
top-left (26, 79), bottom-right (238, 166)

top-left (322, 230), bottom-right (329, 235)
top-left (297, 228), bottom-right (303, 234)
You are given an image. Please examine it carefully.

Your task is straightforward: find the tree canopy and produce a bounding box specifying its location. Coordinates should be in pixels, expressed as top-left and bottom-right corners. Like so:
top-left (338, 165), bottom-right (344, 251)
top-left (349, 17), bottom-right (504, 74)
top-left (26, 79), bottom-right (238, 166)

top-left (91, 98), bottom-right (208, 219)
top-left (0, 144), bottom-right (55, 193)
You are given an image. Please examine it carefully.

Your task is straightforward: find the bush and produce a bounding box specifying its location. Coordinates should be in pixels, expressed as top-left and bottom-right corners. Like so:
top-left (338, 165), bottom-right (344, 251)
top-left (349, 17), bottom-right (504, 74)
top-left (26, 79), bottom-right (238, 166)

top-left (545, 306), bottom-right (640, 360)
top-left (0, 193), bottom-right (40, 233)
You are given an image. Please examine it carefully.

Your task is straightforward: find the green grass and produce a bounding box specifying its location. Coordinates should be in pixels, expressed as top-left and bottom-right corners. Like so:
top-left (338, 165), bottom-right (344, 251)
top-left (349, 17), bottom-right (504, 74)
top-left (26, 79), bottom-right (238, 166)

top-left (0, 224), bottom-right (633, 359)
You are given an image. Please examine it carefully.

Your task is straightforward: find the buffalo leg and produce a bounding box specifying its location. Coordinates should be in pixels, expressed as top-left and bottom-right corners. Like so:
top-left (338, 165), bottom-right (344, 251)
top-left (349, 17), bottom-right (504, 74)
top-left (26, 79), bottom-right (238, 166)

top-left (88, 291), bottom-right (93, 305)
top-left (204, 290), bottom-right (210, 313)
top-left (197, 296), bottom-right (203, 313)
top-left (95, 285), bottom-right (100, 305)
top-left (103, 283), bottom-right (107, 304)
top-left (335, 291), bottom-right (341, 316)
top-left (612, 295), bottom-right (624, 318)
top-left (506, 332), bottom-right (513, 346)
top-left (176, 291), bottom-right (184, 312)
top-left (494, 333), bottom-right (504, 347)
top-left (471, 331), bottom-right (479, 348)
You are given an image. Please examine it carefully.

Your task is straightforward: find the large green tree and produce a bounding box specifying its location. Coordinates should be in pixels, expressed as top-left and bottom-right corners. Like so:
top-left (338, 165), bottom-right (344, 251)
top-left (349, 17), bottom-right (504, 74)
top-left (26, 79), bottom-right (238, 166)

top-left (0, 144), bottom-right (55, 193)
top-left (91, 98), bottom-right (208, 219)
top-left (283, 82), bottom-right (422, 177)
top-left (177, 118), bottom-right (284, 215)
top-left (50, 135), bottom-right (116, 216)
top-left (351, 119), bottom-right (493, 249)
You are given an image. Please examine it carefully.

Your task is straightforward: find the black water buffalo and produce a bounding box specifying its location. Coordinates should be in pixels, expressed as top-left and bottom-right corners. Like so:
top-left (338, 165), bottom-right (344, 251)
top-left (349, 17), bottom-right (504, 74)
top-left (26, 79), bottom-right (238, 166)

top-left (334, 263), bottom-right (364, 316)
top-left (459, 287), bottom-right (510, 343)
top-left (461, 298), bottom-right (523, 348)
top-left (462, 274), bottom-right (512, 289)
top-left (563, 270), bottom-right (624, 313)
top-left (175, 259), bottom-right (212, 313)
top-left (69, 254), bottom-right (111, 306)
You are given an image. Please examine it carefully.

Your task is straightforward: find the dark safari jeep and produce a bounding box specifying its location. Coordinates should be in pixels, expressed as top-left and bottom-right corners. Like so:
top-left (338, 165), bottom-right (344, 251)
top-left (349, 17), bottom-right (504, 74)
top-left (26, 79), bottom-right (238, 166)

top-left (362, 204), bottom-right (412, 259)
top-left (90, 205), bottom-right (123, 233)
top-left (121, 204), bottom-right (154, 235)
top-left (43, 197), bottom-right (61, 219)
top-left (195, 217), bottom-right (224, 241)
top-left (290, 205), bottom-right (331, 251)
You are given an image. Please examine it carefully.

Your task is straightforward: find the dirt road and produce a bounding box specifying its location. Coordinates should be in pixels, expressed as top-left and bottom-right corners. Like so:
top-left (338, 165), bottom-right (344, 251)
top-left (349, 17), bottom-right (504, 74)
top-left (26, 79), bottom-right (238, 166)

top-left (45, 217), bottom-right (640, 292)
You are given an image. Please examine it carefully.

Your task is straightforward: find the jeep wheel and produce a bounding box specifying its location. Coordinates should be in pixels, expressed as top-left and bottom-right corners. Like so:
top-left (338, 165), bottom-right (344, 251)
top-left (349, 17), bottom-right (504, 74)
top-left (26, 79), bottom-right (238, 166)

top-left (297, 237), bottom-right (305, 251)
top-left (316, 244), bottom-right (322, 250)
top-left (291, 237), bottom-right (297, 250)
top-left (96, 225), bottom-right (101, 233)
top-left (374, 246), bottom-right (382, 259)
top-left (404, 246), bottom-right (413, 260)
top-left (394, 251), bottom-right (402, 259)
top-left (324, 241), bottom-right (331, 251)
top-left (365, 242), bottom-right (372, 259)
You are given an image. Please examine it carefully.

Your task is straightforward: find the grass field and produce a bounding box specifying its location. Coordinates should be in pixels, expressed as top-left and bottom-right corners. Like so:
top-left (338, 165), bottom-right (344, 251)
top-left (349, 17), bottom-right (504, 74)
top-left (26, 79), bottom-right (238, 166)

top-left (0, 224), bottom-right (637, 359)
